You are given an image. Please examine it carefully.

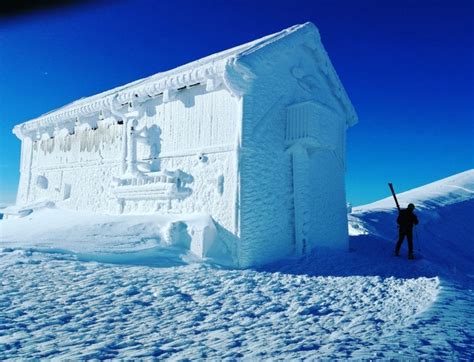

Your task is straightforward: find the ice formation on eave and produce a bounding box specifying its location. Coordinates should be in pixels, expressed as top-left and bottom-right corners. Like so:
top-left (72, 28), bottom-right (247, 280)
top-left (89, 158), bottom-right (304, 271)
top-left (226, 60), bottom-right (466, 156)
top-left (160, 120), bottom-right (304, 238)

top-left (13, 22), bottom-right (357, 139)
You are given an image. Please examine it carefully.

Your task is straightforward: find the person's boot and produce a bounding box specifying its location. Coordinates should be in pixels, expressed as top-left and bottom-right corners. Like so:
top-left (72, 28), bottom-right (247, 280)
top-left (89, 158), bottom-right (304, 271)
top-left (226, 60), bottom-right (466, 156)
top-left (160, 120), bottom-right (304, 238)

top-left (408, 253), bottom-right (415, 260)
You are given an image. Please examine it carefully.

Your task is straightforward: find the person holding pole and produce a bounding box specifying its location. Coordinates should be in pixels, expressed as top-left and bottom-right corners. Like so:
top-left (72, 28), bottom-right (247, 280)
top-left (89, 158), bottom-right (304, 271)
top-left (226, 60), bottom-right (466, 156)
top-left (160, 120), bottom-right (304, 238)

top-left (388, 183), bottom-right (419, 260)
top-left (394, 203), bottom-right (419, 259)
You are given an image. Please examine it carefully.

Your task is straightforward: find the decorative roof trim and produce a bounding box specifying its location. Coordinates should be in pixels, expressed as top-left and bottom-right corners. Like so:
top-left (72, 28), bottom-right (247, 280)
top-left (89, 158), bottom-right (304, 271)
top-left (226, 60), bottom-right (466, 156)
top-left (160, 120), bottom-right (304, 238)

top-left (13, 60), bottom-right (230, 139)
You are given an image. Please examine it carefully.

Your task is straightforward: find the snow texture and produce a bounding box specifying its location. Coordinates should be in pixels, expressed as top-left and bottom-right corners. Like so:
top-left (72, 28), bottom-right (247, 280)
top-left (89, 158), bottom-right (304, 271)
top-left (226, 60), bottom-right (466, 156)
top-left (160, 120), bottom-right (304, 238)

top-left (0, 169), bottom-right (473, 359)
top-left (11, 22), bottom-right (357, 267)
top-left (0, 208), bottom-right (223, 267)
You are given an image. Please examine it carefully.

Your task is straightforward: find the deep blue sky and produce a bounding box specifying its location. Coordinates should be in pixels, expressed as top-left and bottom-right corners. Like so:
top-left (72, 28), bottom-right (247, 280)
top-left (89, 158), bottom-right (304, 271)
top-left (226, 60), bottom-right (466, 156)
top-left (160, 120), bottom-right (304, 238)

top-left (0, 0), bottom-right (473, 206)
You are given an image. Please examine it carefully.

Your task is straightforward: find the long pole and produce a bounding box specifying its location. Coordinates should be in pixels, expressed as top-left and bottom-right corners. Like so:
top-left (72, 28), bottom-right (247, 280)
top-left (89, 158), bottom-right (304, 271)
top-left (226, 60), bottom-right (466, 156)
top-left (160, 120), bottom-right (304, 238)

top-left (388, 183), bottom-right (401, 211)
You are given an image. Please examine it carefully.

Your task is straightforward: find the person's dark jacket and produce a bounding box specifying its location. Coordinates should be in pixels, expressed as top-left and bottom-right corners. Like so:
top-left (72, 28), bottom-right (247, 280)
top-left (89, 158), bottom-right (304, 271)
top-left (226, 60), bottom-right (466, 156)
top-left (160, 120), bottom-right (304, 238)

top-left (397, 209), bottom-right (419, 230)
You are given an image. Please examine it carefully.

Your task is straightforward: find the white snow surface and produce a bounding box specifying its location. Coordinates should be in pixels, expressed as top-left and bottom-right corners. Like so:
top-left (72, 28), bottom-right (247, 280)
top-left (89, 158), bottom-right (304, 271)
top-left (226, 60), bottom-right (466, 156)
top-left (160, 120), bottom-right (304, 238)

top-left (1, 170), bottom-right (473, 359)
top-left (357, 168), bottom-right (474, 211)
top-left (0, 208), bottom-right (214, 266)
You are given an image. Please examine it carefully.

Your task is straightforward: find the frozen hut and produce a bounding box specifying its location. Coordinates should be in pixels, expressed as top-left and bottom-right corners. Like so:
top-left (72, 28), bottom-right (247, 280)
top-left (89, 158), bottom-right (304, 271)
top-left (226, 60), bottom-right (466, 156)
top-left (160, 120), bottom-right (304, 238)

top-left (12, 22), bottom-right (357, 267)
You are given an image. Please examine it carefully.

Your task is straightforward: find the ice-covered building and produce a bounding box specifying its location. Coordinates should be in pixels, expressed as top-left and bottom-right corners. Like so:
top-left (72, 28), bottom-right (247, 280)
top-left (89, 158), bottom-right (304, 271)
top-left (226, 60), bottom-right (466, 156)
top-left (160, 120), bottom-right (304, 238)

top-left (11, 22), bottom-right (357, 267)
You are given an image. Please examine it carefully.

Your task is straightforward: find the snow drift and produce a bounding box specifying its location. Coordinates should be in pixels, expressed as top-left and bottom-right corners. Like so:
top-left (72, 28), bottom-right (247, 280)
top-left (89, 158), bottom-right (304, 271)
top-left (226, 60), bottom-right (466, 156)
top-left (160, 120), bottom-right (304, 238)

top-left (0, 207), bottom-right (229, 267)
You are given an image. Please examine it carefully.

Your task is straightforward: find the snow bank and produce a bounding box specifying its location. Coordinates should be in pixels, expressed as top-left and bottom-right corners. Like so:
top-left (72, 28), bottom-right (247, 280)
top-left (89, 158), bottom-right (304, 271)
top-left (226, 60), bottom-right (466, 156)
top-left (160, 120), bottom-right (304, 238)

top-left (350, 169), bottom-right (474, 281)
top-left (1, 200), bottom-right (55, 219)
top-left (356, 169), bottom-right (474, 211)
top-left (0, 205), bottom-right (230, 267)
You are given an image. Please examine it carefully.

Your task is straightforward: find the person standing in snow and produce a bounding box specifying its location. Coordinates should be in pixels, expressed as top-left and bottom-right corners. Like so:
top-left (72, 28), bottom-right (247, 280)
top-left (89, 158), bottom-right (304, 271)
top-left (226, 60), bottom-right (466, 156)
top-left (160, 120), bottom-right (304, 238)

top-left (395, 203), bottom-right (419, 259)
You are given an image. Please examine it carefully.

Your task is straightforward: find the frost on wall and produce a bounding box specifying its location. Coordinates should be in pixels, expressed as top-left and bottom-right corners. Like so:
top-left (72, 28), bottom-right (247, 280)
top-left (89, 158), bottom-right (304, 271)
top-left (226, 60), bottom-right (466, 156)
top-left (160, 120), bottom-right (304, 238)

top-left (24, 123), bottom-right (124, 211)
top-left (131, 87), bottom-right (240, 234)
top-left (237, 23), bottom-right (354, 267)
top-left (17, 84), bottom-right (241, 239)
top-left (16, 137), bottom-right (33, 206)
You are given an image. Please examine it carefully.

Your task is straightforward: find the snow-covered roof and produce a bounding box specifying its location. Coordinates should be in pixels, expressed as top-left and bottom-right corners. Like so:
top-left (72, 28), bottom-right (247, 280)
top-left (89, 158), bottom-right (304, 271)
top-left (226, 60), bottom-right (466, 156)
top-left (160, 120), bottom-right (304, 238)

top-left (13, 22), bottom-right (357, 138)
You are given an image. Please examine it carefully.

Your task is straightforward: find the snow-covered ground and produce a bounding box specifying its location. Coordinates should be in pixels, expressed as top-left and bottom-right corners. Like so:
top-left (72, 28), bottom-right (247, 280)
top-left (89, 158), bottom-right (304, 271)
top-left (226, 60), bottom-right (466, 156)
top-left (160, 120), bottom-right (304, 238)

top-left (1, 170), bottom-right (473, 359)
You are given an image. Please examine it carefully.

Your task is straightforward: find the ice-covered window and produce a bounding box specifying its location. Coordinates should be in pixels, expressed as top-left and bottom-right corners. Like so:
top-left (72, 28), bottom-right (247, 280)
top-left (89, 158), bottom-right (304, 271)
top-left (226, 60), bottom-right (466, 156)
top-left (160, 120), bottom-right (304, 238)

top-left (286, 102), bottom-right (316, 142)
top-left (217, 175), bottom-right (224, 195)
top-left (63, 183), bottom-right (72, 200)
top-left (36, 175), bottom-right (48, 190)
top-left (286, 101), bottom-right (341, 150)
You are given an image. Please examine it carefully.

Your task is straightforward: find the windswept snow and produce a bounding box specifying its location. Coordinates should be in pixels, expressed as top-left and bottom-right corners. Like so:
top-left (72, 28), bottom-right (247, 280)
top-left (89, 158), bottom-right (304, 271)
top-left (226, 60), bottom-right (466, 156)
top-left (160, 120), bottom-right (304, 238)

top-left (0, 169), bottom-right (473, 359)
top-left (357, 169), bottom-right (474, 211)
top-left (0, 207), bottom-right (212, 266)
top-left (350, 169), bottom-right (474, 281)
top-left (0, 250), bottom-right (441, 359)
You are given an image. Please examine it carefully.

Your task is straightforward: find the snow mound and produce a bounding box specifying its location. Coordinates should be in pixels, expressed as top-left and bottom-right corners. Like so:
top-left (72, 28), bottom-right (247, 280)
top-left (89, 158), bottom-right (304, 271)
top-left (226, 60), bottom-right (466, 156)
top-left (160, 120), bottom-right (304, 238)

top-left (1, 200), bottom-right (55, 218)
top-left (0, 206), bottom-right (227, 267)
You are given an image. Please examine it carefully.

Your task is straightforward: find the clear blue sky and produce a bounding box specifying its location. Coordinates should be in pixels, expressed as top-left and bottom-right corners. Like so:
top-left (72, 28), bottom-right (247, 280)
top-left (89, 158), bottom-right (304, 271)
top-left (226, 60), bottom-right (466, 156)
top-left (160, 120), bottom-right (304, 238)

top-left (0, 0), bottom-right (473, 206)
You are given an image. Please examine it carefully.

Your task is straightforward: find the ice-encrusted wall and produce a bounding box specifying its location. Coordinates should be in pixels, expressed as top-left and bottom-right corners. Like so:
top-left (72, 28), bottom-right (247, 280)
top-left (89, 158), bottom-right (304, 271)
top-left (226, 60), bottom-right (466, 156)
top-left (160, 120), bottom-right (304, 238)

top-left (125, 86), bottom-right (240, 234)
top-left (27, 124), bottom-right (123, 212)
top-left (16, 137), bottom-right (33, 206)
top-left (237, 22), bottom-right (351, 267)
top-left (239, 91), bottom-right (294, 267)
top-left (17, 86), bottom-right (240, 235)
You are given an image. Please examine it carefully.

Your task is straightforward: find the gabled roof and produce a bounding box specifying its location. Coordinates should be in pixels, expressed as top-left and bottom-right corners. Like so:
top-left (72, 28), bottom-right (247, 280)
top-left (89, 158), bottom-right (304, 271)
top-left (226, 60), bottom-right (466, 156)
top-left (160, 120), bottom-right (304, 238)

top-left (14, 22), bottom-right (357, 138)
